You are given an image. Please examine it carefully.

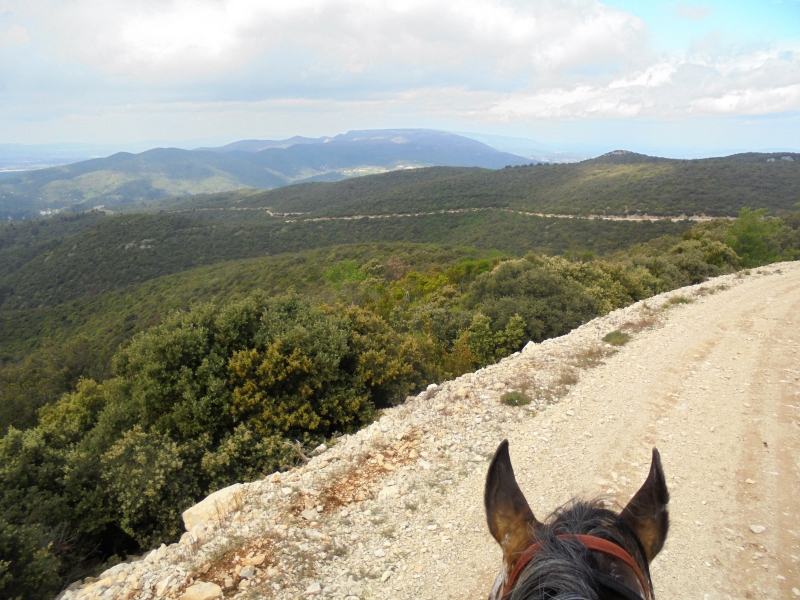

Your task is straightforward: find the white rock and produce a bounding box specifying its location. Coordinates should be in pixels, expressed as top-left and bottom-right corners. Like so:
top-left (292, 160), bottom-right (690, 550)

top-left (301, 509), bottom-right (319, 521)
top-left (374, 548), bottom-right (386, 557)
top-left (749, 525), bottom-right (766, 534)
top-left (182, 483), bottom-right (244, 531)
top-left (192, 524), bottom-right (209, 542)
top-left (306, 582), bottom-right (322, 595)
top-left (180, 582), bottom-right (223, 600)
top-left (241, 553), bottom-right (266, 566)
top-left (419, 460), bottom-right (431, 470)
top-left (155, 575), bottom-right (173, 596)
top-left (378, 485), bottom-right (399, 500)
top-left (239, 565), bottom-right (256, 579)
top-left (381, 570), bottom-right (393, 582)
top-left (281, 487), bottom-right (293, 496)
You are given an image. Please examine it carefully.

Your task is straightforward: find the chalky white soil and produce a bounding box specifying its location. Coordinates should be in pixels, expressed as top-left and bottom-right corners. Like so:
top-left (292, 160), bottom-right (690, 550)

top-left (64, 262), bottom-right (800, 600)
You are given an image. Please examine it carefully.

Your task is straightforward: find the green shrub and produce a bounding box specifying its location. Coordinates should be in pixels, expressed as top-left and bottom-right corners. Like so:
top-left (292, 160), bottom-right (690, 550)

top-left (725, 207), bottom-right (785, 267)
top-left (500, 391), bottom-right (533, 407)
top-left (0, 519), bottom-right (61, 600)
top-left (465, 313), bottom-right (527, 368)
top-left (102, 427), bottom-right (200, 547)
top-left (200, 425), bottom-right (291, 490)
top-left (602, 331), bottom-right (630, 346)
top-left (0, 293), bottom-right (429, 585)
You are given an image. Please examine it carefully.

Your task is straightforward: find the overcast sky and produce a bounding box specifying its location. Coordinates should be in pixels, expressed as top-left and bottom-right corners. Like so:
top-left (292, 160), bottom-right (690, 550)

top-left (1, 0), bottom-right (798, 156)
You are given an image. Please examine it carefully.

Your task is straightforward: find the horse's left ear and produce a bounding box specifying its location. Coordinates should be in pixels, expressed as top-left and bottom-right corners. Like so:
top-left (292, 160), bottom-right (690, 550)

top-left (485, 440), bottom-right (542, 573)
top-left (621, 447), bottom-right (670, 563)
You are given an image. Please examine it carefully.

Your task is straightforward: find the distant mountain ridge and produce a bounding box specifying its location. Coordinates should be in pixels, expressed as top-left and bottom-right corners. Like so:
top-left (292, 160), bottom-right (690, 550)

top-left (0, 129), bottom-right (530, 220)
top-left (170, 149), bottom-right (800, 219)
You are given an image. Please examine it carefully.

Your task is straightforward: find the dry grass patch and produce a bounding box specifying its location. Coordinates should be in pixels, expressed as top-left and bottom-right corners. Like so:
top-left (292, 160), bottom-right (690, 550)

top-left (620, 315), bottom-right (658, 333)
top-left (557, 366), bottom-right (579, 386)
top-left (181, 534), bottom-right (278, 599)
top-left (666, 295), bottom-right (693, 306)
top-left (570, 345), bottom-right (616, 369)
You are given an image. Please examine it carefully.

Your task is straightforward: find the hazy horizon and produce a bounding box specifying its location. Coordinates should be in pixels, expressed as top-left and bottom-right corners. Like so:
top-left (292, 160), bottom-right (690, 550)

top-left (1, 127), bottom-right (798, 170)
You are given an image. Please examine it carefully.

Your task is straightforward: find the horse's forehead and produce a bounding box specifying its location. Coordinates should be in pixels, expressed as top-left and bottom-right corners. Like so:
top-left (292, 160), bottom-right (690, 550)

top-left (594, 552), bottom-right (648, 599)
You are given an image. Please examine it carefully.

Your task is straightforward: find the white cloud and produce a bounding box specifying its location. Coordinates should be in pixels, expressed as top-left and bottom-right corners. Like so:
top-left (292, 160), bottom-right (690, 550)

top-left (24, 0), bottom-right (646, 78)
top-left (675, 3), bottom-right (712, 21)
top-left (608, 63), bottom-right (677, 89)
top-left (0, 22), bottom-right (29, 47)
top-left (690, 84), bottom-right (800, 115)
top-left (482, 43), bottom-right (800, 121)
top-left (2, 0), bottom-right (800, 143)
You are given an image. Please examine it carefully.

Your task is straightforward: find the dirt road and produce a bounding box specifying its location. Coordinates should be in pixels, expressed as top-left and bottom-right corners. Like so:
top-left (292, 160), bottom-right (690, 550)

top-left (443, 264), bottom-right (800, 600)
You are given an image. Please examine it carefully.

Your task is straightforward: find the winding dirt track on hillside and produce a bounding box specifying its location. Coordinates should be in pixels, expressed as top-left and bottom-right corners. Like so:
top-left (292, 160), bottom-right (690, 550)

top-left (168, 205), bottom-right (725, 223)
top-left (429, 265), bottom-right (800, 600)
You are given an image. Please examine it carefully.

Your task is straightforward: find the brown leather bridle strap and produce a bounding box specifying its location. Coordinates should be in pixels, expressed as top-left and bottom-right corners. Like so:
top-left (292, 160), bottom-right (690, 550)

top-left (503, 534), bottom-right (650, 599)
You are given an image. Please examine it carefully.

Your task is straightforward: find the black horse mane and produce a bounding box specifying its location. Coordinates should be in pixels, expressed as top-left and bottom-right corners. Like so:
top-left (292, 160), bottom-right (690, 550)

top-left (509, 500), bottom-right (652, 600)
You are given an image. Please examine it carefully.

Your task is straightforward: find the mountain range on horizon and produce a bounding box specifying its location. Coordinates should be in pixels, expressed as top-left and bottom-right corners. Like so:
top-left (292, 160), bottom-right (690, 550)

top-left (0, 130), bottom-right (581, 173)
top-left (0, 129), bottom-right (533, 220)
top-left (2, 128), bottom-right (799, 222)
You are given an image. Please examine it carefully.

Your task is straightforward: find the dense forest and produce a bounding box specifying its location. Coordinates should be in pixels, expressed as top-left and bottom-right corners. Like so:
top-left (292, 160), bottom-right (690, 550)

top-left (1, 202), bottom-right (799, 598)
top-left (0, 210), bottom-right (691, 311)
top-left (174, 151), bottom-right (800, 218)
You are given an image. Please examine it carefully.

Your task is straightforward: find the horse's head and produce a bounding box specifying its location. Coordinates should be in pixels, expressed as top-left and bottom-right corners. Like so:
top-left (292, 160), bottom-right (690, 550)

top-left (484, 440), bottom-right (669, 600)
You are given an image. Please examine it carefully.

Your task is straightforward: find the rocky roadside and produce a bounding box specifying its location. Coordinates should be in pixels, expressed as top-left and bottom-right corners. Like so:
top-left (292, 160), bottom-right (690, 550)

top-left (58, 264), bottom-right (790, 600)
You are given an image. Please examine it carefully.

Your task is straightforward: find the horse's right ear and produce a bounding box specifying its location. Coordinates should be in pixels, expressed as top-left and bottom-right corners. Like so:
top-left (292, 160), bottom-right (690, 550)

top-left (621, 447), bottom-right (670, 563)
top-left (485, 440), bottom-right (541, 574)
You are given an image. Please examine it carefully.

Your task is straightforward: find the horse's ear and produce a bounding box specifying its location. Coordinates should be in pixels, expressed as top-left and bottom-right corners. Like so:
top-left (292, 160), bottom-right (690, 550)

top-left (485, 440), bottom-right (541, 572)
top-left (621, 447), bottom-right (670, 563)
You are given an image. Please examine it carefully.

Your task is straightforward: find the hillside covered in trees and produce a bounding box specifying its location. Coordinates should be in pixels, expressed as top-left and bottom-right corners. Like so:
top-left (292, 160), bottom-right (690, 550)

top-left (169, 150), bottom-right (800, 218)
top-left (0, 130), bottom-right (529, 221)
top-left (4, 147), bottom-right (799, 223)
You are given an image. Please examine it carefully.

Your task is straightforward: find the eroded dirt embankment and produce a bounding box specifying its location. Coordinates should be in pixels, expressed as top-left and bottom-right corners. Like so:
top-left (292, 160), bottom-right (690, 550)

top-left (64, 263), bottom-right (800, 600)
